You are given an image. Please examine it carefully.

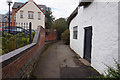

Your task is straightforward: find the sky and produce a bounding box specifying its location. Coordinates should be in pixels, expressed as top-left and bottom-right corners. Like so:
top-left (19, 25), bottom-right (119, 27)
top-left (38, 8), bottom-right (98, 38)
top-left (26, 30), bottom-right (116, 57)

top-left (0, 0), bottom-right (79, 19)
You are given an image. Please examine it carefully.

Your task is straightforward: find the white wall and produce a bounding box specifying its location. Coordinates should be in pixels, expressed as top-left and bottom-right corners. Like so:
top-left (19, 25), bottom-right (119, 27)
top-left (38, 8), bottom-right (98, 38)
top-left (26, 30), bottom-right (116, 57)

top-left (16, 1), bottom-right (45, 30)
top-left (70, 1), bottom-right (119, 74)
top-left (118, 1), bottom-right (120, 64)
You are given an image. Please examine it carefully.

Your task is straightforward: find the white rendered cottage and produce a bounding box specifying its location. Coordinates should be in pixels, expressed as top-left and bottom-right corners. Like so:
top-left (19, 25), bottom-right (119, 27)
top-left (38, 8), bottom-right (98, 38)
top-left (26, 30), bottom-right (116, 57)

top-left (68, 0), bottom-right (120, 74)
top-left (12, 0), bottom-right (45, 30)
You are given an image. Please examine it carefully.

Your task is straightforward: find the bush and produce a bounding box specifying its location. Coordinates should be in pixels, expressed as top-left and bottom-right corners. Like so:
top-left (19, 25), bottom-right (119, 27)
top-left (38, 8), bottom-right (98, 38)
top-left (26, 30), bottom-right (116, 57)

top-left (104, 60), bottom-right (120, 78)
top-left (61, 29), bottom-right (70, 45)
top-left (90, 60), bottom-right (120, 79)
top-left (1, 32), bottom-right (35, 55)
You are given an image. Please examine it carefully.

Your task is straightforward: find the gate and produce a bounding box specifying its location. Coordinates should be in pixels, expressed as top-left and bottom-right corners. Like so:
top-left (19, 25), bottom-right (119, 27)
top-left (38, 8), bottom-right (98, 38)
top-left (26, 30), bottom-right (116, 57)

top-left (83, 26), bottom-right (92, 63)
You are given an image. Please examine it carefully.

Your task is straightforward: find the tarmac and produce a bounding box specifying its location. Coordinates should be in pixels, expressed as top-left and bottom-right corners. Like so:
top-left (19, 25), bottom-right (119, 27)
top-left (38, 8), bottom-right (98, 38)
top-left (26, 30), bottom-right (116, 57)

top-left (33, 41), bottom-right (100, 78)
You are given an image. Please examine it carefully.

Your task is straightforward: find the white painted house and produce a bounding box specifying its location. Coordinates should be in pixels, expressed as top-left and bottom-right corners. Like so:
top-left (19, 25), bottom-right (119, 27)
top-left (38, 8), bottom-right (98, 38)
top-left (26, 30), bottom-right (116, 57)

top-left (12, 0), bottom-right (45, 30)
top-left (68, 0), bottom-right (120, 74)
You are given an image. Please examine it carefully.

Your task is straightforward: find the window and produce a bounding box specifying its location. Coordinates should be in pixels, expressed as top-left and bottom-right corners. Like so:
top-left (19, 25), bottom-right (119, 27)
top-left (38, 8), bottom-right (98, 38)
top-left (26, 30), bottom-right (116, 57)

top-left (17, 28), bottom-right (22, 32)
top-left (20, 11), bottom-right (23, 18)
top-left (14, 15), bottom-right (16, 20)
top-left (41, 8), bottom-right (44, 10)
top-left (18, 6), bottom-right (20, 8)
top-left (26, 23), bottom-right (28, 26)
top-left (73, 26), bottom-right (78, 39)
top-left (16, 22), bottom-right (17, 26)
top-left (2, 24), bottom-right (4, 27)
top-left (38, 12), bottom-right (41, 20)
top-left (28, 11), bottom-right (34, 19)
top-left (21, 23), bottom-right (23, 27)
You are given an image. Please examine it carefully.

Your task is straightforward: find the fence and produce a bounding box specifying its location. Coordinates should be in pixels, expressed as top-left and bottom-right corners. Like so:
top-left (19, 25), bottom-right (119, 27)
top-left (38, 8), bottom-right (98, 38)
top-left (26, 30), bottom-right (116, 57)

top-left (2, 22), bottom-right (33, 55)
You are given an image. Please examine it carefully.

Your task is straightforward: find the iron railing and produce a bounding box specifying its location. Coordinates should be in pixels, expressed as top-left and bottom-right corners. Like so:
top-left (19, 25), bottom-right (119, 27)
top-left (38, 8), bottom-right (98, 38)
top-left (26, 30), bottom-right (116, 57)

top-left (1, 22), bottom-right (33, 54)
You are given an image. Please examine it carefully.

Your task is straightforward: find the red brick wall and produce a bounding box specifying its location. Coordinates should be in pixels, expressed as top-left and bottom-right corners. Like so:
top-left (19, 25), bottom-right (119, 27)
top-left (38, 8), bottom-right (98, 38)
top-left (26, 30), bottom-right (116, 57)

top-left (2, 28), bottom-right (57, 78)
top-left (45, 30), bottom-right (57, 41)
top-left (0, 22), bottom-right (12, 27)
top-left (2, 27), bottom-right (46, 78)
top-left (12, 9), bottom-right (17, 26)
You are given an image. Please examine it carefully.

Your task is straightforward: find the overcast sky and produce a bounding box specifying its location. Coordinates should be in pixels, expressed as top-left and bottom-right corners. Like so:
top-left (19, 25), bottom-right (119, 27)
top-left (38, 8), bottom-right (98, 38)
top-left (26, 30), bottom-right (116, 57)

top-left (0, 0), bottom-right (79, 19)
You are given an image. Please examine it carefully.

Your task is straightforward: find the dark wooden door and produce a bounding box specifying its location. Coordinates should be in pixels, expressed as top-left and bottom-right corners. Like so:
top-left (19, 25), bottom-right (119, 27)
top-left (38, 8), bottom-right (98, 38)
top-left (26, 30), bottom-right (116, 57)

top-left (83, 26), bottom-right (92, 63)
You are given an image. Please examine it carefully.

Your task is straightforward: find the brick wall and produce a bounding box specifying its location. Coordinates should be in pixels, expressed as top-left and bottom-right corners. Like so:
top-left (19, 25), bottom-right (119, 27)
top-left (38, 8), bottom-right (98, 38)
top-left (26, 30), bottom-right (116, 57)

top-left (12, 9), bottom-right (17, 26)
top-left (0, 22), bottom-right (12, 27)
top-left (45, 30), bottom-right (57, 42)
top-left (2, 27), bottom-right (57, 78)
top-left (2, 27), bottom-right (45, 78)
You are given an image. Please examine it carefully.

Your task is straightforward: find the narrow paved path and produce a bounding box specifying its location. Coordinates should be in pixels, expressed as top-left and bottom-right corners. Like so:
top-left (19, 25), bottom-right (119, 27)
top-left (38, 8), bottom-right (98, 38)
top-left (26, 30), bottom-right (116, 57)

top-left (33, 41), bottom-right (100, 78)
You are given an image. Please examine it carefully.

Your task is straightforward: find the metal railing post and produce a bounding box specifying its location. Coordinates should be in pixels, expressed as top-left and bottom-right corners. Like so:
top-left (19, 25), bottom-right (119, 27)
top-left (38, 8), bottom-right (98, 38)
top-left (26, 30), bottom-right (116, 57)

top-left (29, 22), bottom-right (32, 43)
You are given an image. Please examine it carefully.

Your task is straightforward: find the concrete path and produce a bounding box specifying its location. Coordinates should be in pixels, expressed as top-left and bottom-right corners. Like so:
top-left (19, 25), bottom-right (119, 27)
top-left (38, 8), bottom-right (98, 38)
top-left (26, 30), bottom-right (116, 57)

top-left (33, 41), bottom-right (100, 78)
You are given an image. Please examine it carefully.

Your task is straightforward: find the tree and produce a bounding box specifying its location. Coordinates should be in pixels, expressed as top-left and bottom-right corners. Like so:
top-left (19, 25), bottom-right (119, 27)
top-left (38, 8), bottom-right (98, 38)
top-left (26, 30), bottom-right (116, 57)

top-left (61, 29), bottom-right (70, 45)
top-left (45, 7), bottom-right (55, 29)
top-left (53, 18), bottom-right (68, 40)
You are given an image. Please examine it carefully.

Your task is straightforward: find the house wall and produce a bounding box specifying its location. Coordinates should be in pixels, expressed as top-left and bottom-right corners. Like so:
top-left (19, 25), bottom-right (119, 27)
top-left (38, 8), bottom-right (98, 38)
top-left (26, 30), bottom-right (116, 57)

top-left (16, 1), bottom-right (45, 30)
top-left (0, 15), bottom-right (2, 27)
top-left (118, 1), bottom-right (120, 64)
top-left (0, 22), bottom-right (12, 27)
top-left (12, 8), bottom-right (17, 26)
top-left (69, 1), bottom-right (119, 74)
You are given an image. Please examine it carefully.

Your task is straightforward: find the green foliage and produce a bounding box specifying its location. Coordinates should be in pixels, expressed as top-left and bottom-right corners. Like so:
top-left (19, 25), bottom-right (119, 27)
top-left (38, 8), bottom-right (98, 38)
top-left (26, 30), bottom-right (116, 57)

top-left (53, 18), bottom-right (68, 40)
top-left (2, 32), bottom-right (12, 38)
top-left (1, 32), bottom-right (35, 55)
top-left (45, 7), bottom-right (55, 29)
top-left (90, 60), bottom-right (120, 79)
top-left (61, 29), bottom-right (70, 45)
top-left (31, 32), bottom-right (35, 40)
top-left (0, 49), bottom-right (2, 56)
top-left (104, 60), bottom-right (120, 79)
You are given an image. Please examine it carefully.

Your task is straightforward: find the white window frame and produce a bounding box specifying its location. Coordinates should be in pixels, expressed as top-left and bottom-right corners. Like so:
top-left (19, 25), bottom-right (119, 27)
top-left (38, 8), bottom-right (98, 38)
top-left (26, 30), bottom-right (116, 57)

top-left (73, 26), bottom-right (78, 39)
top-left (38, 12), bottom-right (41, 20)
top-left (20, 11), bottom-right (23, 18)
top-left (28, 12), bottom-right (34, 19)
top-left (14, 15), bottom-right (16, 20)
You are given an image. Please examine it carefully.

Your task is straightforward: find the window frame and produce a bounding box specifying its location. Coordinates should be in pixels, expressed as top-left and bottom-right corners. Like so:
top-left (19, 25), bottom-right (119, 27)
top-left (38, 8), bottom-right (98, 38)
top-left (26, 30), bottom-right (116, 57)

top-left (28, 11), bottom-right (34, 19)
top-left (38, 12), bottom-right (41, 20)
top-left (73, 26), bottom-right (78, 39)
top-left (20, 11), bottom-right (23, 19)
top-left (14, 15), bottom-right (16, 20)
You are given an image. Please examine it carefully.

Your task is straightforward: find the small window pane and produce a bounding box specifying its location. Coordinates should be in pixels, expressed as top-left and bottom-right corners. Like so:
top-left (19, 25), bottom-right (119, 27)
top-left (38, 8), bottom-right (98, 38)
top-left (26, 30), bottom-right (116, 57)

top-left (17, 28), bottom-right (22, 31)
top-left (28, 13), bottom-right (30, 19)
top-left (14, 16), bottom-right (16, 20)
top-left (38, 13), bottom-right (41, 20)
top-left (20, 12), bottom-right (23, 18)
top-left (28, 12), bottom-right (34, 19)
top-left (73, 26), bottom-right (78, 39)
top-left (41, 8), bottom-right (43, 10)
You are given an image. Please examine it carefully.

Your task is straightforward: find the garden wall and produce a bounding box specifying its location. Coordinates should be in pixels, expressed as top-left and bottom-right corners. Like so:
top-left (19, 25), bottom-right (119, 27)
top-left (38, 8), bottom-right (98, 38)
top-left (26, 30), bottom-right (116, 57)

top-left (1, 26), bottom-right (57, 78)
